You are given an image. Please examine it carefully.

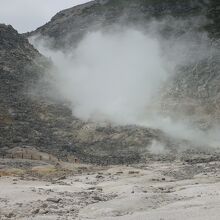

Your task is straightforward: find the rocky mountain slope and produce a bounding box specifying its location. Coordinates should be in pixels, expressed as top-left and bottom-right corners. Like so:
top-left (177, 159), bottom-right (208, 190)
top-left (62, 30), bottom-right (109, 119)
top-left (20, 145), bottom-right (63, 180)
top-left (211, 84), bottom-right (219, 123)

top-left (0, 24), bottom-right (172, 164)
top-left (28, 0), bottom-right (220, 126)
top-left (1, 0), bottom-right (220, 164)
top-left (28, 0), bottom-right (220, 49)
top-left (1, 2), bottom-right (220, 219)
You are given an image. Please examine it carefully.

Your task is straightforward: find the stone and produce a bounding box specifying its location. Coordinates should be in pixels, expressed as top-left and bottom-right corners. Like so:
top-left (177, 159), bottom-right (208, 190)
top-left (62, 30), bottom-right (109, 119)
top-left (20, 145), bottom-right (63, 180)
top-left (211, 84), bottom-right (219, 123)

top-left (128, 171), bottom-right (140, 175)
top-left (46, 197), bottom-right (61, 203)
top-left (32, 208), bottom-right (40, 214)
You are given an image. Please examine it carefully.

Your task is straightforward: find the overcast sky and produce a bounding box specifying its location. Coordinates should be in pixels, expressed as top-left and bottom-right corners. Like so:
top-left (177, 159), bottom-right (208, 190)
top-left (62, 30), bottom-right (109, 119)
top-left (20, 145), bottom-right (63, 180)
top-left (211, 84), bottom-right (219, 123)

top-left (0, 0), bottom-right (92, 33)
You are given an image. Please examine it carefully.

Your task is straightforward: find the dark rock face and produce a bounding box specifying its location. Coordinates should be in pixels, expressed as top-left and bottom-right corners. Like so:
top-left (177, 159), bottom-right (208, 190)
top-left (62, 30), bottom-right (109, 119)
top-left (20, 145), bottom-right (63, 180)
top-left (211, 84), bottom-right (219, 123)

top-left (0, 24), bottom-right (57, 155)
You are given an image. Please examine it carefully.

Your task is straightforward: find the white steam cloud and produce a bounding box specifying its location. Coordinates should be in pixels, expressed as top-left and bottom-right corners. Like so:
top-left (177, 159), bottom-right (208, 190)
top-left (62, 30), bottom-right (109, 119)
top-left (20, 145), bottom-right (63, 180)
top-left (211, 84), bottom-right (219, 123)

top-left (32, 28), bottom-right (170, 124)
top-left (30, 21), bottom-right (220, 149)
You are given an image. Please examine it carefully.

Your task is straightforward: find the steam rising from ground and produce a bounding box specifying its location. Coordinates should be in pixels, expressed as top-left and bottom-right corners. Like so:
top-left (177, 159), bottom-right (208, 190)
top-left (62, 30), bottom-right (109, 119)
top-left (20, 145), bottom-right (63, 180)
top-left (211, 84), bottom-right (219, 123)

top-left (30, 21), bottom-right (220, 149)
top-left (32, 29), bottom-right (169, 124)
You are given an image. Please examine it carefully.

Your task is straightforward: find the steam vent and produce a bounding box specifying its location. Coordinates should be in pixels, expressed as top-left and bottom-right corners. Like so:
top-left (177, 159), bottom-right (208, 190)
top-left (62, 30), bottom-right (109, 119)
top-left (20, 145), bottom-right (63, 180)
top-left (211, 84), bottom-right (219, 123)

top-left (0, 1), bottom-right (220, 219)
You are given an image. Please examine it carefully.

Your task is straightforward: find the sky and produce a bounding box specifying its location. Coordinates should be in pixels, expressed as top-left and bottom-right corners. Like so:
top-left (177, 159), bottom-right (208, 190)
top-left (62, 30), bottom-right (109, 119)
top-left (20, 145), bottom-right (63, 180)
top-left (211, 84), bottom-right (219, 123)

top-left (0, 0), bottom-right (92, 33)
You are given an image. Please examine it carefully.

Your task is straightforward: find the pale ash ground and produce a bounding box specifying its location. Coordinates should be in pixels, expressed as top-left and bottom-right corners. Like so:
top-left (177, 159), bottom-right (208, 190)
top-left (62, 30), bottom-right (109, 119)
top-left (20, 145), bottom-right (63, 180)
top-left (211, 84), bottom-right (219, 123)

top-left (0, 158), bottom-right (220, 220)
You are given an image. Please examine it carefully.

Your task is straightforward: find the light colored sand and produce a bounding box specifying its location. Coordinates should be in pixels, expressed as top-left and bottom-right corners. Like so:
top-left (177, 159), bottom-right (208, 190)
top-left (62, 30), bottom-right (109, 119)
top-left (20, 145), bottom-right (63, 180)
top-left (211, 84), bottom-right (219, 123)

top-left (80, 176), bottom-right (220, 220)
top-left (0, 160), bottom-right (220, 219)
